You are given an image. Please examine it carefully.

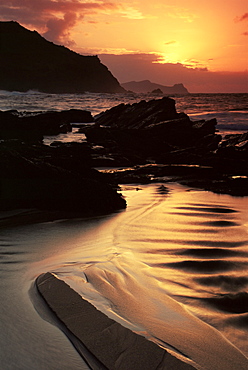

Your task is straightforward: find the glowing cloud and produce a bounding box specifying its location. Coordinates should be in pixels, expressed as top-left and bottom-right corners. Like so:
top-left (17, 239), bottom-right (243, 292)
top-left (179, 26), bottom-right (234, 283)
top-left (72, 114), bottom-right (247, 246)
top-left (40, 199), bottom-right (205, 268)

top-left (100, 52), bottom-right (248, 93)
top-left (43, 12), bottom-right (78, 45)
top-left (120, 6), bottom-right (144, 20)
top-left (0, 0), bottom-right (143, 44)
top-left (0, 0), bottom-right (247, 92)
top-left (164, 5), bottom-right (198, 23)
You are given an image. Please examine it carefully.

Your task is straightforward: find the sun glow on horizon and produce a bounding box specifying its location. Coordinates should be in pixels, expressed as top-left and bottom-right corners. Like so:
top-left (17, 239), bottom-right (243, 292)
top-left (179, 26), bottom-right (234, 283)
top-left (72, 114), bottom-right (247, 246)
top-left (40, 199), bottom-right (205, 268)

top-left (71, 0), bottom-right (248, 74)
top-left (0, 0), bottom-right (247, 92)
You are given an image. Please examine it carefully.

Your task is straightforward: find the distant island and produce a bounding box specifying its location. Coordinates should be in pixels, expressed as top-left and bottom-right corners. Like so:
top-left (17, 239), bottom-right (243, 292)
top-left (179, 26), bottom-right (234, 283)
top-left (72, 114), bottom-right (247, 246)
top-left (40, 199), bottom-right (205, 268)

top-left (0, 21), bottom-right (124, 93)
top-left (121, 80), bottom-right (189, 94)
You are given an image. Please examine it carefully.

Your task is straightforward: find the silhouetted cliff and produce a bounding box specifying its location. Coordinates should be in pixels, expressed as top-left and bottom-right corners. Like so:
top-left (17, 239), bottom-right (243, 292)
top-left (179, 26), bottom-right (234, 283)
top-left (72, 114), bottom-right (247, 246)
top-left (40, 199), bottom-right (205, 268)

top-left (121, 80), bottom-right (189, 94)
top-left (0, 21), bottom-right (125, 93)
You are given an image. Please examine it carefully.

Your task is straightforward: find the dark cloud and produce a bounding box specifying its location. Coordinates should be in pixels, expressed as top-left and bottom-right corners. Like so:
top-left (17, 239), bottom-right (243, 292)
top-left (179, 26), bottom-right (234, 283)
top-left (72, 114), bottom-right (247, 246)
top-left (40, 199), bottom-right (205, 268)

top-left (43, 12), bottom-right (78, 45)
top-left (235, 13), bottom-right (248, 22)
top-left (235, 13), bottom-right (248, 37)
top-left (0, 0), bottom-right (119, 44)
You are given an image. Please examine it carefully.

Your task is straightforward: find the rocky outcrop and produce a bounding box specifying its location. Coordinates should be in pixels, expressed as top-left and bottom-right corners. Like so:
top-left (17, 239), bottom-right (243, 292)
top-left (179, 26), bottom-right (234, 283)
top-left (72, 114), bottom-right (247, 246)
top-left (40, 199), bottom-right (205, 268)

top-left (82, 97), bottom-right (248, 195)
top-left (0, 108), bottom-right (126, 217)
top-left (0, 21), bottom-right (125, 93)
top-left (0, 109), bottom-right (94, 141)
top-left (0, 140), bottom-right (126, 218)
top-left (214, 132), bottom-right (248, 175)
top-left (1, 97), bottom-right (247, 223)
top-left (121, 80), bottom-right (189, 94)
top-left (83, 97), bottom-right (221, 166)
top-left (94, 97), bottom-right (180, 129)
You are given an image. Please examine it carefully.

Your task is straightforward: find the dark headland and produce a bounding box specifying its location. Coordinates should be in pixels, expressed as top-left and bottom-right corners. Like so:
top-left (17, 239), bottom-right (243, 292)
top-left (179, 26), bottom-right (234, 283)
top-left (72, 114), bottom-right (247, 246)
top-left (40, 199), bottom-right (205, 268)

top-left (0, 21), bottom-right (124, 93)
top-left (121, 80), bottom-right (189, 94)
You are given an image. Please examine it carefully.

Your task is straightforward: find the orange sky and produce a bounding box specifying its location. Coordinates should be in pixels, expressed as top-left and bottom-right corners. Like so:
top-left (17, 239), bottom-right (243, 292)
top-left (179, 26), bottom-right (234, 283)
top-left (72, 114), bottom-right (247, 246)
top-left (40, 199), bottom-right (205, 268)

top-left (1, 0), bottom-right (247, 92)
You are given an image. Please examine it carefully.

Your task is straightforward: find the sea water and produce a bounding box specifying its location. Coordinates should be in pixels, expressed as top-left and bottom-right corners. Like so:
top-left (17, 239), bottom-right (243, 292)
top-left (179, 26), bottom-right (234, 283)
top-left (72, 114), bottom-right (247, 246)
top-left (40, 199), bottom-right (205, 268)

top-left (0, 91), bottom-right (248, 369)
top-left (0, 90), bottom-right (247, 135)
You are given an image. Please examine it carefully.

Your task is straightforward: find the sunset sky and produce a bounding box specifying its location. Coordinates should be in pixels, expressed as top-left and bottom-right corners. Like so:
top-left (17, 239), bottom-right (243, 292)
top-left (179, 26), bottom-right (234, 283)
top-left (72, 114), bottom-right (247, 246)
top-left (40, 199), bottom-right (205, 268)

top-left (1, 0), bottom-right (247, 92)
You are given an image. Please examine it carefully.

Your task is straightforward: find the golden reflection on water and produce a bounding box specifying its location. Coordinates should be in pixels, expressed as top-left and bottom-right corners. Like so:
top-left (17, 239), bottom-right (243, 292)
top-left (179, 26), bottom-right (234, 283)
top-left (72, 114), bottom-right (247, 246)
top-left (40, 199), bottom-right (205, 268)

top-left (33, 183), bottom-right (248, 369)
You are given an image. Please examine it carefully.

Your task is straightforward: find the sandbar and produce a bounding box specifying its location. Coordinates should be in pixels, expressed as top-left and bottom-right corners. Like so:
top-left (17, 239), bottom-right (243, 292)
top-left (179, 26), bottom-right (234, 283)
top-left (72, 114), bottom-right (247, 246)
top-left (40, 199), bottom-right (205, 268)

top-left (36, 272), bottom-right (195, 369)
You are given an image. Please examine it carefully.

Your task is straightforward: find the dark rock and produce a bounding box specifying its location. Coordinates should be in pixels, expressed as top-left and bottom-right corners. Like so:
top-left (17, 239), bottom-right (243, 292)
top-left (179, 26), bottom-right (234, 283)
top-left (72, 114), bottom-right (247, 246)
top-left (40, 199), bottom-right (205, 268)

top-left (0, 140), bottom-right (126, 215)
top-left (86, 98), bottom-right (221, 166)
top-left (85, 97), bottom-right (248, 196)
top-left (221, 132), bottom-right (248, 148)
top-left (182, 177), bottom-right (248, 197)
top-left (191, 119), bottom-right (217, 137)
top-left (0, 21), bottom-right (125, 93)
top-left (214, 132), bottom-right (248, 175)
top-left (0, 109), bottom-right (94, 142)
top-left (95, 97), bottom-right (179, 129)
top-left (2, 96), bottom-right (248, 210)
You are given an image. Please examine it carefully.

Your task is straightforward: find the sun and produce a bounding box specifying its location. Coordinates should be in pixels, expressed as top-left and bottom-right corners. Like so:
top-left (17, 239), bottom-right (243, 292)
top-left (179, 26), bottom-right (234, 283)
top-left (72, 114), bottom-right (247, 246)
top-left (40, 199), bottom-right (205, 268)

top-left (151, 38), bottom-right (210, 70)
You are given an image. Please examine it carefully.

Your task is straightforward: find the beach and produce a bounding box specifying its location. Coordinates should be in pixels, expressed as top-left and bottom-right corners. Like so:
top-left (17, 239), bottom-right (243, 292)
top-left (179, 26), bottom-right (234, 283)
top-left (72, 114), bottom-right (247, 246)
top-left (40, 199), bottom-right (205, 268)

top-left (0, 92), bottom-right (248, 368)
top-left (1, 183), bottom-right (248, 369)
top-left (36, 272), bottom-right (195, 369)
top-left (1, 4), bottom-right (247, 366)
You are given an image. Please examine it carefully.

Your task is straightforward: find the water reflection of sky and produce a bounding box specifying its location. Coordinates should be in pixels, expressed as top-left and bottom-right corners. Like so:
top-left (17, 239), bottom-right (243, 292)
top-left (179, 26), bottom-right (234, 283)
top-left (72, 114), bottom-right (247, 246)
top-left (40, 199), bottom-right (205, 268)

top-left (35, 183), bottom-right (248, 363)
top-left (43, 127), bottom-right (87, 145)
top-left (1, 183), bottom-right (247, 369)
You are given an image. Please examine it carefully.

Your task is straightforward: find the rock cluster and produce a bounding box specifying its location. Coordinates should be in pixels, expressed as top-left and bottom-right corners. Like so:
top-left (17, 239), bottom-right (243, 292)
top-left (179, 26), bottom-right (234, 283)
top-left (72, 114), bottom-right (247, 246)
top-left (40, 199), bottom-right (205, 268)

top-left (1, 139), bottom-right (126, 217)
top-left (0, 108), bottom-right (126, 220)
top-left (0, 109), bottom-right (93, 141)
top-left (81, 97), bottom-right (219, 166)
top-left (82, 97), bottom-right (248, 195)
top-left (1, 97), bottom-right (247, 224)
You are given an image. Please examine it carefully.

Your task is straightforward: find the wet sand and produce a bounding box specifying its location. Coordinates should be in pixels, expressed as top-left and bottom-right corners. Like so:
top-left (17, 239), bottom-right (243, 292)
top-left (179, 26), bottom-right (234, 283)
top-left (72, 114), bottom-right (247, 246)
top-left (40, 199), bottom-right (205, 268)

top-left (36, 272), bottom-right (195, 370)
top-left (34, 184), bottom-right (248, 370)
top-left (1, 183), bottom-right (247, 369)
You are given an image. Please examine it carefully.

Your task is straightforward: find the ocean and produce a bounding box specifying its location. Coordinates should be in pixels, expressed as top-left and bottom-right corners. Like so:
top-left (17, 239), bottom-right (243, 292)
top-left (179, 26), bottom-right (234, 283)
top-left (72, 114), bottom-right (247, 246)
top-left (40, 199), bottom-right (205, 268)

top-left (0, 91), bottom-right (248, 369)
top-left (1, 90), bottom-right (248, 135)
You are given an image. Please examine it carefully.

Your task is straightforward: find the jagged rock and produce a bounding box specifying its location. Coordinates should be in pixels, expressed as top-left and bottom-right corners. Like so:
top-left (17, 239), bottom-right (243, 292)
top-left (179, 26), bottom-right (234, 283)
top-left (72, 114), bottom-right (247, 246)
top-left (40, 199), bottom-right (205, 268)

top-left (220, 132), bottom-right (248, 151)
top-left (2, 96), bottom-right (247, 213)
top-left (0, 140), bottom-right (126, 215)
top-left (94, 97), bottom-right (179, 129)
top-left (0, 109), bottom-right (94, 141)
top-left (214, 132), bottom-right (248, 175)
top-left (85, 97), bottom-right (248, 196)
top-left (86, 97), bottom-right (220, 165)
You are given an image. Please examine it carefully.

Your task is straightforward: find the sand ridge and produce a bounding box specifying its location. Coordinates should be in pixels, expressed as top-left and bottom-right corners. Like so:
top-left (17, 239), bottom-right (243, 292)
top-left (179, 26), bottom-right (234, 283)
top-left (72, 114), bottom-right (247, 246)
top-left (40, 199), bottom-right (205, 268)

top-left (36, 272), bottom-right (195, 370)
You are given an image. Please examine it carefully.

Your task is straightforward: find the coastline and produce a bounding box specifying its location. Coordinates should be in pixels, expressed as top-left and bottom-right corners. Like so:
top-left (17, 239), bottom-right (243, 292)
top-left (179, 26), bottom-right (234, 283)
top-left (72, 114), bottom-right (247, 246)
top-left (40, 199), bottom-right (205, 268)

top-left (1, 95), bottom-right (247, 368)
